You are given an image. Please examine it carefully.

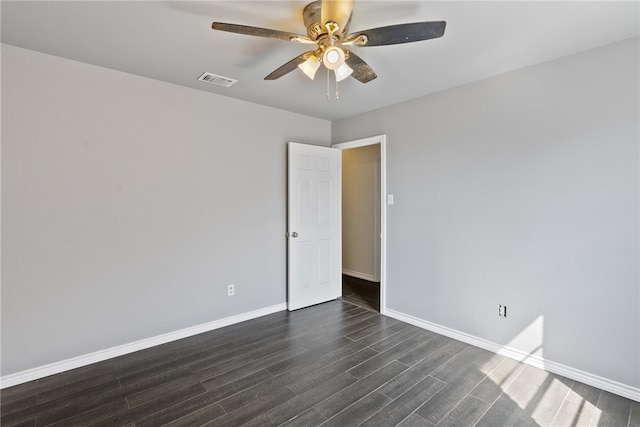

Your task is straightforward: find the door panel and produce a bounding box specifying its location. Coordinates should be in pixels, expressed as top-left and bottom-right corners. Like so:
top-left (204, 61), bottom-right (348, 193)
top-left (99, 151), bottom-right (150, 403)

top-left (288, 142), bottom-right (341, 311)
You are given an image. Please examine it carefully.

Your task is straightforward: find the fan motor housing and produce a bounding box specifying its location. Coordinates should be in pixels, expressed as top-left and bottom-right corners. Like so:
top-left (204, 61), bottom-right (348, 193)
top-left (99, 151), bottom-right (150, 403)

top-left (303, 1), bottom-right (351, 41)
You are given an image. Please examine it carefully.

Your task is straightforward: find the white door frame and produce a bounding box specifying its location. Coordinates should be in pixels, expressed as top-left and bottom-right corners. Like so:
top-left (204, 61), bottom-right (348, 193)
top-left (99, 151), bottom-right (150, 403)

top-left (332, 135), bottom-right (387, 314)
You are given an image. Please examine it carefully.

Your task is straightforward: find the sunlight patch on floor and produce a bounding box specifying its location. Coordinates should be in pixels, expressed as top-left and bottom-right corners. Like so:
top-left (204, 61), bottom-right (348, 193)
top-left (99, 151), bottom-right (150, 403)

top-left (552, 384), bottom-right (602, 426)
top-left (483, 315), bottom-right (603, 425)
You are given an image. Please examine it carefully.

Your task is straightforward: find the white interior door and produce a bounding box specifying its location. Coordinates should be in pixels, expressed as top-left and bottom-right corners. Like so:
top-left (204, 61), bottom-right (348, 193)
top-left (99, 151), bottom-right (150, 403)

top-left (287, 142), bottom-right (341, 311)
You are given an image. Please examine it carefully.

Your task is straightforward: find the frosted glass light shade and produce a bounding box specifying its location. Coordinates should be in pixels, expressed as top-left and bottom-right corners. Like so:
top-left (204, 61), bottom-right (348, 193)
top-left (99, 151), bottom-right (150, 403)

top-left (322, 46), bottom-right (345, 70)
top-left (298, 55), bottom-right (321, 80)
top-left (334, 63), bottom-right (353, 82)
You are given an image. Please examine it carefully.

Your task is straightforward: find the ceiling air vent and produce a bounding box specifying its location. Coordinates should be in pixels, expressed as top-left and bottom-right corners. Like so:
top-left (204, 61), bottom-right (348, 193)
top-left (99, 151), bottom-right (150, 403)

top-left (197, 72), bottom-right (237, 87)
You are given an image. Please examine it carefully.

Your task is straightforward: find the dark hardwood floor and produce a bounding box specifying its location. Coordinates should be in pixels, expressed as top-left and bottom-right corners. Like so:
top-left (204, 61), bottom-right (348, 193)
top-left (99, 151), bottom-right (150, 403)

top-left (1, 300), bottom-right (638, 426)
top-left (342, 275), bottom-right (380, 313)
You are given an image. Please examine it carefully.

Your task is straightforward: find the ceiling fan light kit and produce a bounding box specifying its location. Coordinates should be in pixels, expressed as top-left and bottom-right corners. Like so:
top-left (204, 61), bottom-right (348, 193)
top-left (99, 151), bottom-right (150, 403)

top-left (211, 0), bottom-right (446, 99)
top-left (298, 54), bottom-right (322, 79)
top-left (333, 63), bottom-right (354, 82)
top-left (322, 46), bottom-right (344, 70)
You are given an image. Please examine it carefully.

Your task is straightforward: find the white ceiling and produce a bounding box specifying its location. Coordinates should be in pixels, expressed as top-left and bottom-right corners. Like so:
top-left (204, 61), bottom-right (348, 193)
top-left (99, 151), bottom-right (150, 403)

top-left (2, 1), bottom-right (638, 121)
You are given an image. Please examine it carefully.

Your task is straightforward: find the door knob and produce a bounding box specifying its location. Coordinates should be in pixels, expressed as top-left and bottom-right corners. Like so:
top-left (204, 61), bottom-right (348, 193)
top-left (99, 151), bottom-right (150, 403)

top-left (291, 232), bottom-right (298, 238)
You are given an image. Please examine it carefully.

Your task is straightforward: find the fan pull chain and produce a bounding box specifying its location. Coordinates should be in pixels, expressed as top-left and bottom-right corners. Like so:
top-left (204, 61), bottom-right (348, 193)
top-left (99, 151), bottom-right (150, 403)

top-left (326, 69), bottom-right (331, 101)
top-left (325, 69), bottom-right (340, 101)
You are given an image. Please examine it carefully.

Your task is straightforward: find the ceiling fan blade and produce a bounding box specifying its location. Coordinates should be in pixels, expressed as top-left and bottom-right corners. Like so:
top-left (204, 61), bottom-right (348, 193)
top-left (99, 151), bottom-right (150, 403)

top-left (351, 21), bottom-right (446, 47)
top-left (345, 51), bottom-right (377, 83)
top-left (264, 52), bottom-right (313, 80)
top-left (321, 0), bottom-right (354, 32)
top-left (212, 22), bottom-right (307, 43)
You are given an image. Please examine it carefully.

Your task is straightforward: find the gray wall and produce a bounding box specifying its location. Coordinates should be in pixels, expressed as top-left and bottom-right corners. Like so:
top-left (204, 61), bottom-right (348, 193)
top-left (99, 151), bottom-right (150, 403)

top-left (333, 38), bottom-right (639, 389)
top-left (342, 144), bottom-right (380, 280)
top-left (1, 44), bottom-right (331, 375)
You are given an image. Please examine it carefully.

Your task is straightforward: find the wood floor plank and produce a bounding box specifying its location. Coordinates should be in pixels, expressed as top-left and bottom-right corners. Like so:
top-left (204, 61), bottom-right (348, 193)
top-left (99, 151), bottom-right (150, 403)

top-left (0, 380), bottom-right (42, 406)
top-left (343, 304), bottom-right (369, 316)
top-left (118, 365), bottom-right (193, 389)
top-left (360, 375), bottom-right (446, 426)
top-left (395, 333), bottom-right (449, 366)
top-left (0, 392), bottom-right (38, 419)
top-left (377, 348), bottom-right (455, 400)
top-left (415, 363), bottom-right (488, 424)
top-left (368, 325), bottom-right (425, 353)
top-left (342, 275), bottom-right (380, 312)
top-left (475, 392), bottom-right (525, 427)
top-left (566, 380), bottom-right (602, 406)
top-left (322, 391), bottom-right (392, 427)
top-left (32, 363), bottom-right (120, 396)
top-left (266, 337), bottom-right (355, 376)
top-left (4, 419), bottom-right (36, 427)
top-left (186, 332), bottom-right (296, 373)
top-left (36, 370), bottom-right (120, 405)
top-left (197, 345), bottom-right (308, 387)
top-left (346, 321), bottom-right (415, 350)
top-left (515, 373), bottom-right (567, 426)
top-left (286, 348), bottom-right (378, 395)
top-left (254, 341), bottom-right (371, 394)
top-left (280, 407), bottom-right (327, 426)
top-left (515, 418), bottom-right (543, 427)
top-left (217, 372), bottom-right (293, 414)
top-left (396, 413), bottom-right (434, 426)
top-left (494, 364), bottom-right (551, 412)
top-left (345, 316), bottom-right (401, 341)
top-left (204, 344), bottom-right (374, 417)
top-left (315, 360), bottom-right (408, 419)
top-left (436, 395), bottom-right (491, 427)
top-left (40, 368), bottom-right (206, 427)
top-left (161, 401), bottom-right (226, 427)
top-left (593, 390), bottom-right (633, 427)
top-left (133, 369), bottom-right (274, 427)
top-left (347, 332), bottom-right (432, 379)
top-left (124, 374), bottom-right (205, 409)
top-left (201, 386), bottom-right (297, 427)
top-left (45, 399), bottom-right (129, 427)
top-left (470, 356), bottom-right (526, 404)
top-left (31, 382), bottom-right (124, 427)
top-left (431, 344), bottom-right (502, 383)
top-left (191, 351), bottom-right (258, 379)
top-left (520, 375), bottom-right (573, 426)
top-left (308, 333), bottom-right (378, 364)
top-left (1, 379), bottom-right (122, 427)
top-left (552, 397), bottom-right (597, 426)
top-left (337, 312), bottom-right (385, 336)
top-left (629, 400), bottom-right (640, 427)
top-left (241, 372), bottom-right (359, 427)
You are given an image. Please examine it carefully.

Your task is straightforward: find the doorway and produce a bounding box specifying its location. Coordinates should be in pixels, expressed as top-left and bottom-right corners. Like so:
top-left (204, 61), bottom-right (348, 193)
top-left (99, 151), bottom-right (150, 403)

top-left (333, 135), bottom-right (386, 314)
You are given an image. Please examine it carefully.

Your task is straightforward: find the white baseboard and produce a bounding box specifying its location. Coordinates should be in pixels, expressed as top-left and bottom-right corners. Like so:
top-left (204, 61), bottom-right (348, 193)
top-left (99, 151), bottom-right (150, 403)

top-left (342, 269), bottom-right (378, 282)
top-left (0, 303), bottom-right (287, 389)
top-left (385, 308), bottom-right (640, 403)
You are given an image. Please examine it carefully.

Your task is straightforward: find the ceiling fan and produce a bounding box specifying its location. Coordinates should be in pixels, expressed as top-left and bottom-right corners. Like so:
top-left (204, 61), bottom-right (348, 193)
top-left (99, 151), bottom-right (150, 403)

top-left (211, 0), bottom-right (446, 91)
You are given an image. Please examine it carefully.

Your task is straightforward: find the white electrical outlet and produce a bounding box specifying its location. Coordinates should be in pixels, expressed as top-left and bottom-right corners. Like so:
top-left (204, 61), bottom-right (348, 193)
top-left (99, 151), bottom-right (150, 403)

top-left (228, 284), bottom-right (235, 296)
top-left (499, 305), bottom-right (507, 317)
